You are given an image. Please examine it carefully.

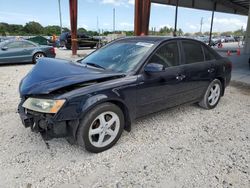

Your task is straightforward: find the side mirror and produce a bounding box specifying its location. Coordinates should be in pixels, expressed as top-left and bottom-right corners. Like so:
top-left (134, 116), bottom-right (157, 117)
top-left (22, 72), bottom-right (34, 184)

top-left (144, 63), bottom-right (164, 73)
top-left (1, 46), bottom-right (8, 51)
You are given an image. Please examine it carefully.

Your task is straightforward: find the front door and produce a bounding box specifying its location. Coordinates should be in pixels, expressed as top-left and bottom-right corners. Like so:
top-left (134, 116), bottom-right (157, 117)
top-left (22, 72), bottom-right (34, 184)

top-left (136, 41), bottom-right (187, 117)
top-left (0, 41), bottom-right (30, 63)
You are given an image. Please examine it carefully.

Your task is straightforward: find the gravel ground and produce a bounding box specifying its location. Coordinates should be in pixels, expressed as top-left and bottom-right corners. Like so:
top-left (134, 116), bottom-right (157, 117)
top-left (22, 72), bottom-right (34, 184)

top-left (0, 55), bottom-right (250, 187)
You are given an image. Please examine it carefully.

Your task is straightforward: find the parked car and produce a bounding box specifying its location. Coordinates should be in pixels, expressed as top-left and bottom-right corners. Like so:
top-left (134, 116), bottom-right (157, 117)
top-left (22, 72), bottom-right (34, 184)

top-left (0, 39), bottom-right (56, 64)
top-left (225, 35), bottom-right (235, 42)
top-left (59, 32), bottom-right (100, 49)
top-left (18, 37), bottom-right (232, 153)
top-left (210, 37), bottom-right (221, 46)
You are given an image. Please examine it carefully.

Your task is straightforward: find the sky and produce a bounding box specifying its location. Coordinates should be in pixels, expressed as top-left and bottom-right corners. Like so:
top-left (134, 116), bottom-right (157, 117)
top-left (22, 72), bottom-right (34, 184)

top-left (0, 0), bottom-right (248, 33)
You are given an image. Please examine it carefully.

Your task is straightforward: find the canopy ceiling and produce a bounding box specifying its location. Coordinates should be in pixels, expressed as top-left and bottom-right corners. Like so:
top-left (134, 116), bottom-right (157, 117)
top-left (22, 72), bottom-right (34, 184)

top-left (151, 0), bottom-right (250, 15)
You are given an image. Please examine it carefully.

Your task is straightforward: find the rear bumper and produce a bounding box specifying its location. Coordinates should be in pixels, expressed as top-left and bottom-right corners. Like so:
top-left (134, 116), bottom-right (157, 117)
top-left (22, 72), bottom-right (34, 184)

top-left (18, 101), bottom-right (78, 140)
top-left (47, 54), bottom-right (56, 58)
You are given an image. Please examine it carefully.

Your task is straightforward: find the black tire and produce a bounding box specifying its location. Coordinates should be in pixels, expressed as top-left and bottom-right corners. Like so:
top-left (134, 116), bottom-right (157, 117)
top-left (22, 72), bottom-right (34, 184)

top-left (32, 52), bottom-right (45, 64)
top-left (199, 79), bottom-right (222, 109)
top-left (66, 45), bottom-right (71, 50)
top-left (76, 102), bottom-right (124, 153)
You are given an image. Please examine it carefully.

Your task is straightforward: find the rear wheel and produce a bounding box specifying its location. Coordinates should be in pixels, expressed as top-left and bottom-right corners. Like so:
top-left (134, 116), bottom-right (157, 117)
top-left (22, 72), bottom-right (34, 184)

top-left (66, 45), bottom-right (71, 50)
top-left (76, 103), bottom-right (124, 153)
top-left (199, 79), bottom-right (222, 109)
top-left (33, 52), bottom-right (45, 63)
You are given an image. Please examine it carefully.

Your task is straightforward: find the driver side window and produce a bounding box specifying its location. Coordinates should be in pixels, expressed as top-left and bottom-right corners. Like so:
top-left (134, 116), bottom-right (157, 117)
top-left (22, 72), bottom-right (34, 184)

top-left (149, 42), bottom-right (179, 68)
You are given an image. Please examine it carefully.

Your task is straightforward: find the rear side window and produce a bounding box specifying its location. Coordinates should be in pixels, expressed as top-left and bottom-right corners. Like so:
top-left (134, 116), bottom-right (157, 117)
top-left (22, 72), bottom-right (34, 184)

top-left (182, 41), bottom-right (204, 64)
top-left (22, 41), bottom-right (36, 48)
top-left (6, 41), bottom-right (24, 49)
top-left (203, 46), bottom-right (216, 61)
top-left (149, 42), bottom-right (179, 67)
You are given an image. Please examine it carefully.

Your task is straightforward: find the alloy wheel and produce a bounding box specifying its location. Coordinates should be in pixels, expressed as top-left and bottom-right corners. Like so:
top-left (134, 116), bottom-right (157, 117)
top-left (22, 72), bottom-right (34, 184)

top-left (35, 53), bottom-right (44, 60)
top-left (88, 111), bottom-right (120, 148)
top-left (208, 83), bottom-right (221, 106)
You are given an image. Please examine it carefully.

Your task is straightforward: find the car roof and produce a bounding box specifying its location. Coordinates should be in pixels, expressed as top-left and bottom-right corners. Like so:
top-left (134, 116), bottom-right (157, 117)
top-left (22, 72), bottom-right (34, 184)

top-left (117, 36), bottom-right (172, 43)
top-left (116, 36), bottom-right (204, 44)
top-left (3, 39), bottom-right (30, 42)
top-left (0, 38), bottom-right (38, 45)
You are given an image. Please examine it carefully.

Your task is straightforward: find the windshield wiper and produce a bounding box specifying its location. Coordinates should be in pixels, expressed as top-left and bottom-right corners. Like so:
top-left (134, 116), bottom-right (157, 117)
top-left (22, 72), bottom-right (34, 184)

top-left (85, 62), bottom-right (106, 70)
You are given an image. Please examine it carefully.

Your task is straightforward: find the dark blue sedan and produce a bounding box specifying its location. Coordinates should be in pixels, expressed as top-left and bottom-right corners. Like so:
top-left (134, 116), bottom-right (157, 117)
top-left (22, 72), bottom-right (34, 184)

top-left (18, 37), bottom-right (232, 153)
top-left (0, 39), bottom-right (56, 64)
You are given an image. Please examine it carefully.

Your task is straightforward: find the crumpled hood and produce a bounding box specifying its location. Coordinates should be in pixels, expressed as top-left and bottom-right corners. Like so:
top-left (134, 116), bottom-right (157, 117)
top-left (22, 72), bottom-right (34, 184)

top-left (20, 58), bottom-right (124, 95)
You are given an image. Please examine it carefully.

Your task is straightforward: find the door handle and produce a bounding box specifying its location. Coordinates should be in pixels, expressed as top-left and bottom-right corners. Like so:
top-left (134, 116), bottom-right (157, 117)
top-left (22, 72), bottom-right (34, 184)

top-left (176, 74), bottom-right (186, 81)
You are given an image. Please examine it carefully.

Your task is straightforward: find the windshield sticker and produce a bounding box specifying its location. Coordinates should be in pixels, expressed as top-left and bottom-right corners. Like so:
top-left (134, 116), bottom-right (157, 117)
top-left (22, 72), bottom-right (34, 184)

top-left (136, 42), bottom-right (154, 48)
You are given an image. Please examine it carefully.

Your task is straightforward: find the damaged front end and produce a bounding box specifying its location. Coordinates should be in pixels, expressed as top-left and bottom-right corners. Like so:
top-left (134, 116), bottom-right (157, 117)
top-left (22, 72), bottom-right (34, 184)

top-left (18, 97), bottom-right (79, 140)
top-left (17, 58), bottom-right (126, 140)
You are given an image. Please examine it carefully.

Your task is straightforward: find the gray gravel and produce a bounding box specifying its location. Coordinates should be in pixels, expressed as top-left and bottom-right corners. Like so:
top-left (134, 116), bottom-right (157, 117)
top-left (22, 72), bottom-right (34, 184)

top-left (0, 61), bottom-right (250, 188)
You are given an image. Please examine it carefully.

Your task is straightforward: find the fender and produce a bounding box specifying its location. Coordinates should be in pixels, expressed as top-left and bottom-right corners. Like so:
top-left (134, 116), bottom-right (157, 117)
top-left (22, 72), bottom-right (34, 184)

top-left (81, 94), bottom-right (108, 114)
top-left (79, 94), bottom-right (132, 132)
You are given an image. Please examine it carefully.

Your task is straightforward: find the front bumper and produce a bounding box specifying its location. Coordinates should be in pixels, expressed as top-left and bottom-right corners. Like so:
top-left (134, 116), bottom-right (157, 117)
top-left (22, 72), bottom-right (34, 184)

top-left (18, 100), bottom-right (73, 140)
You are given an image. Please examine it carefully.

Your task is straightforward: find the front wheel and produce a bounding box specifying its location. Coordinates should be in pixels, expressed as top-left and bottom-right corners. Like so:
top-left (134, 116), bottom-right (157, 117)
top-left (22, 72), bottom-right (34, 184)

top-left (76, 103), bottom-right (124, 153)
top-left (199, 79), bottom-right (222, 109)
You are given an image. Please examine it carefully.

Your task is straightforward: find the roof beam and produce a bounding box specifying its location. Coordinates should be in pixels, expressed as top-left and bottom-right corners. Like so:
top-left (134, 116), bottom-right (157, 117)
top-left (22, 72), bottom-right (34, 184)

top-left (215, 0), bottom-right (248, 14)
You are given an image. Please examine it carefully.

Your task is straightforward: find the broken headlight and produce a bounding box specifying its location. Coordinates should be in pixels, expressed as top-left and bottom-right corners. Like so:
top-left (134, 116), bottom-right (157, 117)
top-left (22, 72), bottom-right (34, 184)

top-left (22, 98), bottom-right (66, 113)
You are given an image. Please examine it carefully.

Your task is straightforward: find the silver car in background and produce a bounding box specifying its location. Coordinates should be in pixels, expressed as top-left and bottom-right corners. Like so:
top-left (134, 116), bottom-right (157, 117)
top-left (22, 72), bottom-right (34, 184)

top-left (0, 39), bottom-right (56, 64)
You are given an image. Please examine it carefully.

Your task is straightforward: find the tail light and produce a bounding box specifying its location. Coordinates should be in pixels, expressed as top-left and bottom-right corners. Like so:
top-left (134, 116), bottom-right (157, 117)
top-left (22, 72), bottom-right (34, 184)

top-left (50, 47), bottom-right (56, 55)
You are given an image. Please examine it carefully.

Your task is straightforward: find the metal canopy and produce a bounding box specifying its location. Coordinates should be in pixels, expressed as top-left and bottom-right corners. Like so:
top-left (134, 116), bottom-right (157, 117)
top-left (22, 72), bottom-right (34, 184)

top-left (151, 0), bottom-right (249, 15)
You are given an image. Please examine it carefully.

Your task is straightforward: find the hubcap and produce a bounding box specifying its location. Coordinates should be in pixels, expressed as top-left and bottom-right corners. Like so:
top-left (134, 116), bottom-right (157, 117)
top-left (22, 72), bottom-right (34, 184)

top-left (208, 83), bottom-right (220, 106)
top-left (35, 53), bottom-right (44, 60)
top-left (88, 111), bottom-right (120, 148)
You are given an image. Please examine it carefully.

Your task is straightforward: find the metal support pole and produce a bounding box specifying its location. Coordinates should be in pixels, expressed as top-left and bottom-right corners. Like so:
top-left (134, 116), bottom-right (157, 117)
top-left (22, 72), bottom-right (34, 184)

top-left (243, 4), bottom-right (250, 54)
top-left (58, 0), bottom-right (63, 34)
top-left (134, 0), bottom-right (142, 36)
top-left (69, 0), bottom-right (78, 55)
top-left (134, 0), bottom-right (151, 36)
top-left (142, 0), bottom-right (151, 35)
top-left (174, 0), bottom-right (179, 36)
top-left (209, 3), bottom-right (216, 46)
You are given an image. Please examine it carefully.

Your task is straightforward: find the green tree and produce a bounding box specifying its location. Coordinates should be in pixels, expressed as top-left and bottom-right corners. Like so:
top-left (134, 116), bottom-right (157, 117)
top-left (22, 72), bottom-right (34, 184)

top-left (221, 31), bottom-right (233, 36)
top-left (233, 29), bottom-right (244, 36)
top-left (194, 32), bottom-right (202, 36)
top-left (125, 31), bottom-right (134, 36)
top-left (77, 27), bottom-right (87, 33)
top-left (0, 22), bottom-right (9, 36)
top-left (44, 25), bottom-right (61, 35)
top-left (24, 21), bottom-right (43, 35)
top-left (62, 27), bottom-right (70, 32)
top-left (86, 30), bottom-right (99, 36)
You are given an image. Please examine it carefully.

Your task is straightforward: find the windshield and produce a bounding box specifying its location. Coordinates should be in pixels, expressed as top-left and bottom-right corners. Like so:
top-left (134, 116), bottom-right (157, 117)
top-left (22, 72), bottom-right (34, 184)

top-left (81, 41), bottom-right (154, 73)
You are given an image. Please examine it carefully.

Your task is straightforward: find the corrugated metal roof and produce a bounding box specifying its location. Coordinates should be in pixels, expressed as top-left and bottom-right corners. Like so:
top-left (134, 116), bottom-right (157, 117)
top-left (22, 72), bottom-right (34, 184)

top-left (151, 0), bottom-right (249, 15)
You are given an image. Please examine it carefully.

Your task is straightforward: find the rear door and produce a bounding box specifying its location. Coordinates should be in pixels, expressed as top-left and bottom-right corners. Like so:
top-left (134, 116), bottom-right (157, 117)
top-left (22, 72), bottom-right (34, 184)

top-left (21, 41), bottom-right (37, 61)
top-left (179, 40), bottom-right (215, 101)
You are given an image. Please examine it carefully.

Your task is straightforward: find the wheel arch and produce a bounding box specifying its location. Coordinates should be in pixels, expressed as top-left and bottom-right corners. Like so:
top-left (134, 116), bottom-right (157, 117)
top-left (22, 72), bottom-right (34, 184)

top-left (215, 77), bottom-right (225, 96)
top-left (32, 51), bottom-right (46, 63)
top-left (76, 97), bottom-right (132, 138)
top-left (107, 99), bottom-right (132, 132)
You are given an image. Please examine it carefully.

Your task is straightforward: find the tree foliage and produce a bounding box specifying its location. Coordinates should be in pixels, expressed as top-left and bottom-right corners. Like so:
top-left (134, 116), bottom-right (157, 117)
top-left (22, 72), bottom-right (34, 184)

top-left (23, 21), bottom-right (43, 34)
top-left (44, 25), bottom-right (61, 35)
